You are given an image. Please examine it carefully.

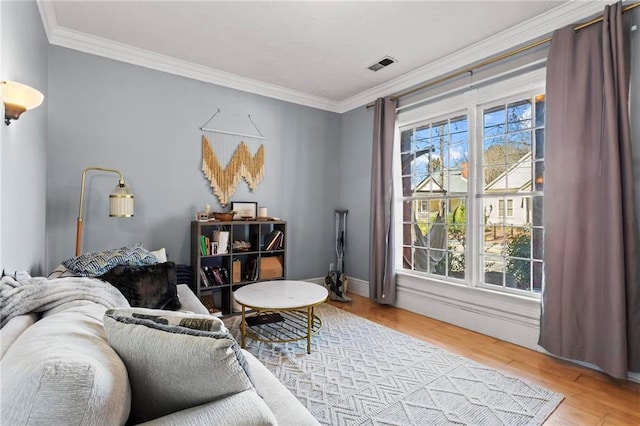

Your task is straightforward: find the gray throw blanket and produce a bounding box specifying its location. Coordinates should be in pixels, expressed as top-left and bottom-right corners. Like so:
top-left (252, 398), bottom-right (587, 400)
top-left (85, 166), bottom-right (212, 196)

top-left (0, 276), bottom-right (129, 328)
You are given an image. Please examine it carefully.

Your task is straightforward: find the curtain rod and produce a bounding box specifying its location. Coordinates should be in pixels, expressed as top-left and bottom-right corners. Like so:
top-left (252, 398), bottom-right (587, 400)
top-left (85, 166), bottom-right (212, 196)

top-left (366, 1), bottom-right (640, 109)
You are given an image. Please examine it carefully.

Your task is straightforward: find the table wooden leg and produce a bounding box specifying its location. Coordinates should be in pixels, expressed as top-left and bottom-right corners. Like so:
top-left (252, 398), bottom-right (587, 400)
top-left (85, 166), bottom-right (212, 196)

top-left (241, 305), bottom-right (246, 349)
top-left (307, 306), bottom-right (312, 354)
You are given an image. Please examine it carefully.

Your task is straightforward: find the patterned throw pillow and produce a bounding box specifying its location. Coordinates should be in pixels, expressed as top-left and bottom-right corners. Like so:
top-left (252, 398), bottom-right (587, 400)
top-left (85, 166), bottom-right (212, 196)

top-left (103, 308), bottom-right (254, 424)
top-left (62, 243), bottom-right (158, 277)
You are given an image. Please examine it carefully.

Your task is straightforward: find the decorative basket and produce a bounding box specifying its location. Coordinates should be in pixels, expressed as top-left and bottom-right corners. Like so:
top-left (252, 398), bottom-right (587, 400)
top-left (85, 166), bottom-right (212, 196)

top-left (212, 212), bottom-right (235, 221)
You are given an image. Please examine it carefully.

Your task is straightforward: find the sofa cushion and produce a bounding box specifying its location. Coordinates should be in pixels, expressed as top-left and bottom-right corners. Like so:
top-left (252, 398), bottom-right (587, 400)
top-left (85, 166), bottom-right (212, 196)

top-left (137, 389), bottom-right (277, 426)
top-left (1, 303), bottom-right (131, 426)
top-left (99, 261), bottom-right (181, 310)
top-left (62, 243), bottom-right (158, 277)
top-left (0, 313), bottom-right (38, 359)
top-left (104, 308), bottom-right (254, 424)
top-left (243, 350), bottom-right (321, 426)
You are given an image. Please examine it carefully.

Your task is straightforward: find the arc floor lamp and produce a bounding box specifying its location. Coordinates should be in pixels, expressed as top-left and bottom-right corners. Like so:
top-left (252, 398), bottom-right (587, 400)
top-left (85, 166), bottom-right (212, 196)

top-left (76, 167), bottom-right (134, 256)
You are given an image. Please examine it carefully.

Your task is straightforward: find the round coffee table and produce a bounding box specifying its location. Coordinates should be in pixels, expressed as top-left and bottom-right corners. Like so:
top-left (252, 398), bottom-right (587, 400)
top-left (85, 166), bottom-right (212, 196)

top-left (234, 280), bottom-right (328, 354)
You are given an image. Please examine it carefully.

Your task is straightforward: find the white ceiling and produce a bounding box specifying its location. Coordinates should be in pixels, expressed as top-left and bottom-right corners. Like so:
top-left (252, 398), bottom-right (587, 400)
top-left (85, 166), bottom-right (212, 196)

top-left (37, 1), bottom-right (609, 112)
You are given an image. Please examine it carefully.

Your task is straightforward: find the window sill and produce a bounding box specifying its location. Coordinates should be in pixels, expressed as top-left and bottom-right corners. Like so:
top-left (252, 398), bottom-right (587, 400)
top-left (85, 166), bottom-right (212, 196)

top-left (395, 270), bottom-right (542, 350)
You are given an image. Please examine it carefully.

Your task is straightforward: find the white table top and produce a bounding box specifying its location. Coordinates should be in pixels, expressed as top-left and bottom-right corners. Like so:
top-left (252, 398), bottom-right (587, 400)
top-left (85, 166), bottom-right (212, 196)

top-left (234, 280), bottom-right (328, 310)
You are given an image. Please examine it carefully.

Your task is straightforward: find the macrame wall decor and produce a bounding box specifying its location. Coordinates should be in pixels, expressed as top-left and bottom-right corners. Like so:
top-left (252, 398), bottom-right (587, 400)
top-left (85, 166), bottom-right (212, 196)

top-left (200, 109), bottom-right (265, 206)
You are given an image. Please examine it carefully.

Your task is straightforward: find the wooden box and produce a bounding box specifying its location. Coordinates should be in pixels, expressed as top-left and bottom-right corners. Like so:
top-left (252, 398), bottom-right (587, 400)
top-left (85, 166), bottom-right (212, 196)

top-left (260, 256), bottom-right (283, 280)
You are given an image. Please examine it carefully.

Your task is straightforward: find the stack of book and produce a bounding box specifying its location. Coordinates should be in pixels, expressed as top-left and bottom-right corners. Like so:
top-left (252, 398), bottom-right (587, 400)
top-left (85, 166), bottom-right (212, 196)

top-left (199, 266), bottom-right (229, 287)
top-left (263, 230), bottom-right (284, 251)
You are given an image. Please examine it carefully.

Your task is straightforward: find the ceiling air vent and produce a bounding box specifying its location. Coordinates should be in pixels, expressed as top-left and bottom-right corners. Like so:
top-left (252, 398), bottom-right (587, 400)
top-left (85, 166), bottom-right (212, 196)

top-left (368, 56), bottom-right (397, 72)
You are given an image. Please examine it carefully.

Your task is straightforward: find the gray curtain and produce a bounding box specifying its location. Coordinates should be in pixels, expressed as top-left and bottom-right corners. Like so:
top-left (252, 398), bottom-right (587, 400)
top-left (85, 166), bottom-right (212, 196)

top-left (369, 96), bottom-right (398, 304)
top-left (540, 3), bottom-right (640, 379)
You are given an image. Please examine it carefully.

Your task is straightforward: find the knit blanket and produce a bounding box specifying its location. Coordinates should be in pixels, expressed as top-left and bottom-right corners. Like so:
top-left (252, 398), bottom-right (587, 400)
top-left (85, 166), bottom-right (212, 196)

top-left (0, 276), bottom-right (129, 328)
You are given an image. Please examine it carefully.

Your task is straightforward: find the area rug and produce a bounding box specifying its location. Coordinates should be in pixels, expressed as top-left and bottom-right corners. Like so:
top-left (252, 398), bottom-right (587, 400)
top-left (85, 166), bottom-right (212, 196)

top-left (224, 304), bottom-right (563, 426)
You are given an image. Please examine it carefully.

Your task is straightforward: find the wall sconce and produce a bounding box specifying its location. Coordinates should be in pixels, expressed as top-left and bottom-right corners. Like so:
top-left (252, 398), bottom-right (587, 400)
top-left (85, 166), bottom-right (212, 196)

top-left (1, 80), bottom-right (44, 125)
top-left (76, 166), bottom-right (135, 256)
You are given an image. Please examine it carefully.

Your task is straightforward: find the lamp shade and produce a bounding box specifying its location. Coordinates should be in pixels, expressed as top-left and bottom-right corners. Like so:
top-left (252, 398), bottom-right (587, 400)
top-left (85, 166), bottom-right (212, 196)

top-left (109, 183), bottom-right (134, 217)
top-left (1, 81), bottom-right (44, 123)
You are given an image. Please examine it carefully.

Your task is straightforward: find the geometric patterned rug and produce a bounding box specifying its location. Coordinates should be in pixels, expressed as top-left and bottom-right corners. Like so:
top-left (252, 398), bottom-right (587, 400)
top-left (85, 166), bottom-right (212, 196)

top-left (224, 303), bottom-right (563, 426)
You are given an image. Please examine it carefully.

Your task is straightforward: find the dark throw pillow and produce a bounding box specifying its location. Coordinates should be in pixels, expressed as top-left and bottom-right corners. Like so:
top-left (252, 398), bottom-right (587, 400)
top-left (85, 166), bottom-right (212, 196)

top-left (99, 261), bottom-right (181, 310)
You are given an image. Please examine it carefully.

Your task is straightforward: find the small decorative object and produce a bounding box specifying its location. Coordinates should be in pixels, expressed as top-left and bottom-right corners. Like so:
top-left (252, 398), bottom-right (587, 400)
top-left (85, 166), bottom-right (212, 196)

top-left (196, 212), bottom-right (209, 221)
top-left (213, 230), bottom-right (230, 254)
top-left (231, 201), bottom-right (257, 219)
top-left (258, 207), bottom-right (268, 218)
top-left (212, 212), bottom-right (235, 221)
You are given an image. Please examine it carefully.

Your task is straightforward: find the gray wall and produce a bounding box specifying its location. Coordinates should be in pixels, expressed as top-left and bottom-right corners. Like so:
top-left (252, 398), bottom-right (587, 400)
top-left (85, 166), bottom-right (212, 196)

top-left (0, 0), bottom-right (48, 276)
top-left (338, 106), bottom-right (374, 281)
top-left (46, 46), bottom-right (340, 279)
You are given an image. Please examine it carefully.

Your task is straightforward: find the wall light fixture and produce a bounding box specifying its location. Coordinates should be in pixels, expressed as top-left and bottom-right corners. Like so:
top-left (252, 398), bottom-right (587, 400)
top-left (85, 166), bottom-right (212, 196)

top-left (1, 80), bottom-right (44, 125)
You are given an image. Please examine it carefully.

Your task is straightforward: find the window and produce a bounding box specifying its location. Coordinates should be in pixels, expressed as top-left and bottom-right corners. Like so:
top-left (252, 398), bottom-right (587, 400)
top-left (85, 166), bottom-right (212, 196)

top-left (400, 114), bottom-right (469, 281)
top-left (398, 78), bottom-right (544, 296)
top-left (480, 95), bottom-right (545, 293)
top-left (497, 199), bottom-right (514, 217)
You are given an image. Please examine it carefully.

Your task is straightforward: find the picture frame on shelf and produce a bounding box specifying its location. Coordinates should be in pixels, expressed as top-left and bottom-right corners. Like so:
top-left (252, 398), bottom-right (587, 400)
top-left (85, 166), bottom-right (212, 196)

top-left (231, 201), bottom-right (257, 219)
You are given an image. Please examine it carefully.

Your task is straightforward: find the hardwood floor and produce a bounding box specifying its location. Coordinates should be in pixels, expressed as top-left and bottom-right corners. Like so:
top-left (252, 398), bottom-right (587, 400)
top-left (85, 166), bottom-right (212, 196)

top-left (327, 293), bottom-right (640, 425)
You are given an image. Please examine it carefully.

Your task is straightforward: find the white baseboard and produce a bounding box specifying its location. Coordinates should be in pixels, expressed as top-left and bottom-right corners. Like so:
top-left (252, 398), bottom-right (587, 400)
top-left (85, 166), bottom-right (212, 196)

top-left (305, 276), bottom-right (369, 298)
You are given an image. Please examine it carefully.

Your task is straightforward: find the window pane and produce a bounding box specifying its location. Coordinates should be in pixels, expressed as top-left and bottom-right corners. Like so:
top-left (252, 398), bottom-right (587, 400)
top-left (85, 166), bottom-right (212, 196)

top-left (533, 260), bottom-right (543, 292)
top-left (507, 99), bottom-right (532, 131)
top-left (534, 160), bottom-right (544, 191)
top-left (402, 176), bottom-right (412, 197)
top-left (505, 228), bottom-right (531, 290)
top-left (532, 196), bottom-right (543, 226)
top-left (535, 128), bottom-right (544, 159)
top-left (532, 227), bottom-right (543, 261)
top-left (401, 129), bottom-right (413, 153)
top-left (484, 106), bottom-right (505, 137)
top-left (484, 255), bottom-right (504, 286)
top-left (415, 126), bottom-right (430, 152)
top-left (535, 94), bottom-right (545, 127)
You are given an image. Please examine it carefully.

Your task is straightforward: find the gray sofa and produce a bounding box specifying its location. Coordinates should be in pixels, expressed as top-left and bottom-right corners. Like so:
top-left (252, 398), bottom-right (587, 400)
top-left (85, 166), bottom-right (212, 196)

top-left (0, 283), bottom-right (319, 426)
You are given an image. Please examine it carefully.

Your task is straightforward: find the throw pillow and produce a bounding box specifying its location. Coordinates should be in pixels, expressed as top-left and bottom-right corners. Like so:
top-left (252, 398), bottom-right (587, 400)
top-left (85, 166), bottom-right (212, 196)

top-left (62, 243), bottom-right (158, 277)
top-left (47, 264), bottom-right (78, 279)
top-left (103, 308), bottom-right (254, 424)
top-left (149, 248), bottom-right (167, 263)
top-left (99, 262), bottom-right (181, 311)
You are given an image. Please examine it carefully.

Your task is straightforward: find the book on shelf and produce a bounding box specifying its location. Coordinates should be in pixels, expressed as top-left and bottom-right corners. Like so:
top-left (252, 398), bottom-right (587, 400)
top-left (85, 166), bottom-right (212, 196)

top-left (200, 235), bottom-right (207, 256)
top-left (211, 267), bottom-right (225, 286)
top-left (199, 267), bottom-right (211, 287)
top-left (200, 235), bottom-right (213, 256)
top-left (243, 257), bottom-right (259, 281)
top-left (263, 230), bottom-right (284, 251)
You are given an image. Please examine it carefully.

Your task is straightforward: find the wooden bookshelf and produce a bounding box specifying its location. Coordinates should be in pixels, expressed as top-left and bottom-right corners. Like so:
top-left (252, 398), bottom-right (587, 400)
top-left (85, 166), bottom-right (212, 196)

top-left (190, 220), bottom-right (286, 315)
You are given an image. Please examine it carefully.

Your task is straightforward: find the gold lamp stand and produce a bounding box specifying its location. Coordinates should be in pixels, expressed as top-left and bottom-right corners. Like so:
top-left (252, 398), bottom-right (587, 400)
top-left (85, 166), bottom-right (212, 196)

top-left (75, 166), bottom-right (134, 256)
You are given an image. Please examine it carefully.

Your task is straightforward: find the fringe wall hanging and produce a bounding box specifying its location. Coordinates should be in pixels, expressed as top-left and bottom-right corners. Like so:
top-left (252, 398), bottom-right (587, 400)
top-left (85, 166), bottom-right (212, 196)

top-left (200, 109), bottom-right (265, 206)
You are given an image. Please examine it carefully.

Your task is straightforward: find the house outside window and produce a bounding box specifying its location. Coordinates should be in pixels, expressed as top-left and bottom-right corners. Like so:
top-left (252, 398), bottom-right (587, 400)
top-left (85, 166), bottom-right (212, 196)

top-left (397, 70), bottom-right (545, 297)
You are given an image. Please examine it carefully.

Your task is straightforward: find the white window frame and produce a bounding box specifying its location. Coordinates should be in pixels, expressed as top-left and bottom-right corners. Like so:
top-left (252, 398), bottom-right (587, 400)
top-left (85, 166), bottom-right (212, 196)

top-left (395, 68), bottom-right (546, 300)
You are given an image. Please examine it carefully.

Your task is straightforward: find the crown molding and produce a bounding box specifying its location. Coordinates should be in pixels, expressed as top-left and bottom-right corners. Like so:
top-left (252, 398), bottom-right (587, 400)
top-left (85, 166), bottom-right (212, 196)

top-left (36, 0), bottom-right (56, 42)
top-left (37, 0), bottom-right (610, 115)
top-left (37, 3), bottom-right (341, 114)
top-left (336, 1), bottom-right (610, 113)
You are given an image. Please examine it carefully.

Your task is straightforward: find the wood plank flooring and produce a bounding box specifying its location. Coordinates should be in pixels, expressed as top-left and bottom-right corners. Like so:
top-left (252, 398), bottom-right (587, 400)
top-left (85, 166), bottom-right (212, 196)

top-left (327, 293), bottom-right (640, 425)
